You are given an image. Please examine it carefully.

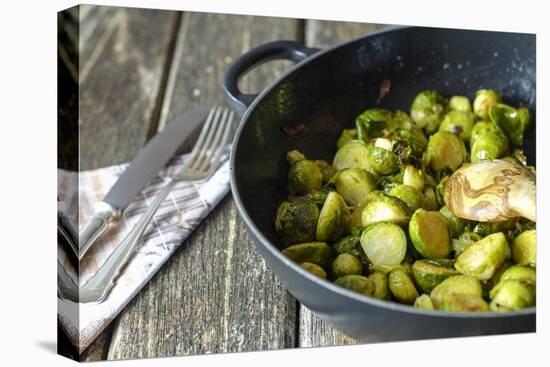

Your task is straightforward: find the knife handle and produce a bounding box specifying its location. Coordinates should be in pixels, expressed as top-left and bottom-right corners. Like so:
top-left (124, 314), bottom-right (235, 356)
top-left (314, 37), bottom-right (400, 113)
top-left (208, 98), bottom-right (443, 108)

top-left (79, 202), bottom-right (119, 259)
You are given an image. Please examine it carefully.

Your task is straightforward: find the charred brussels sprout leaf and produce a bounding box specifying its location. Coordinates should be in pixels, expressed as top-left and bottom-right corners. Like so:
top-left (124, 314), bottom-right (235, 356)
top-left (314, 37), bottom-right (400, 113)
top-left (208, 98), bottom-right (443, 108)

top-left (275, 197), bottom-right (319, 244)
top-left (316, 191), bottom-right (351, 242)
top-left (282, 242), bottom-right (334, 270)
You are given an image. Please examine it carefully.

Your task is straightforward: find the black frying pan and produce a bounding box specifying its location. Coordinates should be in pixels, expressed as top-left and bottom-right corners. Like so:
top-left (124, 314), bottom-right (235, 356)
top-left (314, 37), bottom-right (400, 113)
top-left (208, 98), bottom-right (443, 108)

top-left (222, 26), bottom-right (536, 342)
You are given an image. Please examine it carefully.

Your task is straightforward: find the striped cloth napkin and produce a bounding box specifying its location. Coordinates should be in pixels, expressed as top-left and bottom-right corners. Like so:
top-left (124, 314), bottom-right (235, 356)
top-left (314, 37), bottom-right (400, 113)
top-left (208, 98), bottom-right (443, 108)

top-left (57, 149), bottom-right (230, 352)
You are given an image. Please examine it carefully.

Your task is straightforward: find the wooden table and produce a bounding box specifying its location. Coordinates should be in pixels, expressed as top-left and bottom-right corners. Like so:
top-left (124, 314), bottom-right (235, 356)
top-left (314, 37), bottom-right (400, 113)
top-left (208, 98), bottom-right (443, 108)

top-left (57, 5), bottom-right (387, 361)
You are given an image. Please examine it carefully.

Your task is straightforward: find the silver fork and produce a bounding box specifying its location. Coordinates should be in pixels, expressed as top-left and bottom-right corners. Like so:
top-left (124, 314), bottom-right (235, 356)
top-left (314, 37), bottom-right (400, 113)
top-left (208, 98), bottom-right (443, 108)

top-left (78, 106), bottom-right (234, 303)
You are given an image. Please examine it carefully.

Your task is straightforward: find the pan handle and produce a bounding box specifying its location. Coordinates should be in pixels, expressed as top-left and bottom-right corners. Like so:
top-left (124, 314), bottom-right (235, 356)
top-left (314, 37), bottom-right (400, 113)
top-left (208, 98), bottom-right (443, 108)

top-left (222, 40), bottom-right (319, 115)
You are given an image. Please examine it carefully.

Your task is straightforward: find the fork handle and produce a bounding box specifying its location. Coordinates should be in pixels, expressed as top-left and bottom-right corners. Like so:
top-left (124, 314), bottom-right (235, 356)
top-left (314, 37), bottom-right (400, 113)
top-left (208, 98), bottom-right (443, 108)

top-left (79, 179), bottom-right (177, 303)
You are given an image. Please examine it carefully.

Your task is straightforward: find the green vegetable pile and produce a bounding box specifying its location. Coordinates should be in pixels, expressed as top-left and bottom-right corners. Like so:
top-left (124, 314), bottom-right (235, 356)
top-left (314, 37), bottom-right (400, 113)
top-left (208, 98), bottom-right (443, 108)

top-left (275, 89), bottom-right (536, 313)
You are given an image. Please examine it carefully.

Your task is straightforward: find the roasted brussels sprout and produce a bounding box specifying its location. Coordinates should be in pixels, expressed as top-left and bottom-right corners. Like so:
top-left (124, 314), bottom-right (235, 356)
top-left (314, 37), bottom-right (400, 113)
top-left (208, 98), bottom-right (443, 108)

top-left (335, 168), bottom-right (377, 206)
top-left (360, 223), bottom-right (407, 266)
top-left (336, 128), bottom-right (358, 149)
top-left (361, 195), bottom-right (409, 227)
top-left (489, 104), bottom-right (531, 146)
top-left (286, 149), bottom-right (305, 166)
top-left (500, 265), bottom-right (536, 284)
top-left (350, 190), bottom-right (387, 227)
top-left (402, 165), bottom-right (425, 191)
top-left (409, 209), bottom-right (451, 259)
top-left (435, 176), bottom-right (449, 207)
top-left (412, 259), bottom-right (458, 293)
top-left (315, 160), bottom-right (338, 184)
top-left (410, 90), bottom-right (448, 133)
top-left (430, 275), bottom-right (482, 309)
top-left (439, 110), bottom-right (475, 142)
top-left (333, 140), bottom-right (372, 171)
top-left (426, 131), bottom-right (467, 172)
top-left (470, 120), bottom-right (503, 144)
top-left (512, 229), bottom-right (536, 265)
top-left (282, 242), bottom-right (334, 270)
top-left (303, 188), bottom-right (330, 207)
top-left (388, 184), bottom-right (427, 214)
top-left (489, 279), bottom-right (535, 311)
top-left (454, 232), bottom-right (509, 280)
top-left (369, 271), bottom-right (390, 300)
top-left (470, 131), bottom-right (509, 162)
top-left (422, 187), bottom-right (438, 211)
top-left (414, 294), bottom-right (435, 309)
top-left (332, 253), bottom-right (363, 279)
top-left (389, 268), bottom-right (419, 304)
top-left (440, 293), bottom-right (489, 312)
top-left (288, 159), bottom-right (323, 195)
top-left (356, 108), bottom-right (392, 142)
top-left (300, 262), bottom-right (328, 279)
top-left (334, 274), bottom-right (374, 296)
top-left (367, 138), bottom-right (400, 175)
top-left (448, 95), bottom-right (472, 112)
top-left (333, 235), bottom-right (363, 258)
top-left (473, 89), bottom-right (501, 120)
top-left (452, 231), bottom-right (482, 256)
top-left (490, 261), bottom-right (513, 286)
top-left (316, 191), bottom-right (351, 242)
top-left (439, 205), bottom-right (466, 238)
top-left (275, 197), bottom-right (319, 244)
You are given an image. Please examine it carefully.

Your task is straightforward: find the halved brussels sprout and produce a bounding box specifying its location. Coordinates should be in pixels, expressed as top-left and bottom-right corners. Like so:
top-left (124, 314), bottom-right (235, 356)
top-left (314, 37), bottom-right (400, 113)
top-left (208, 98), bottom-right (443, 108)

top-left (333, 235), bottom-right (363, 258)
top-left (389, 268), bottom-right (419, 304)
top-left (286, 149), bottom-right (305, 166)
top-left (452, 231), bottom-right (482, 256)
top-left (439, 110), bottom-right (475, 142)
top-left (490, 261), bottom-right (513, 286)
top-left (356, 108), bottom-right (392, 142)
top-left (334, 274), bottom-right (374, 296)
top-left (410, 90), bottom-right (448, 133)
top-left (448, 95), bottom-right (472, 112)
top-left (388, 184), bottom-right (428, 214)
top-left (412, 259), bottom-right (459, 293)
top-left (367, 139), bottom-right (400, 175)
top-left (369, 271), bottom-right (390, 300)
top-left (426, 131), bottom-right (467, 172)
top-left (350, 190), bottom-right (387, 227)
top-left (470, 132), bottom-right (509, 162)
top-left (430, 275), bottom-right (482, 309)
top-left (336, 128), bottom-right (358, 149)
top-left (489, 104), bottom-right (531, 146)
top-left (288, 159), bottom-right (323, 195)
top-left (409, 209), bottom-right (451, 259)
top-left (331, 253), bottom-right (363, 279)
top-left (360, 222), bottom-right (407, 266)
top-left (403, 165), bottom-right (425, 191)
top-left (473, 89), bottom-right (501, 120)
top-left (454, 232), bottom-right (509, 280)
top-left (333, 140), bottom-right (372, 171)
top-left (512, 229), bottom-right (536, 266)
top-left (440, 293), bottom-right (489, 312)
top-left (300, 262), bottom-right (328, 279)
top-left (275, 197), bottom-right (319, 244)
top-left (315, 160), bottom-right (338, 184)
top-left (500, 265), bottom-right (536, 285)
top-left (439, 205), bottom-right (466, 238)
top-left (316, 191), bottom-right (351, 242)
top-left (489, 279), bottom-right (535, 311)
top-left (414, 294), bottom-right (435, 309)
top-left (361, 196), bottom-right (409, 227)
top-left (282, 242), bottom-right (334, 270)
top-left (422, 187), bottom-right (438, 211)
top-left (335, 168), bottom-right (377, 206)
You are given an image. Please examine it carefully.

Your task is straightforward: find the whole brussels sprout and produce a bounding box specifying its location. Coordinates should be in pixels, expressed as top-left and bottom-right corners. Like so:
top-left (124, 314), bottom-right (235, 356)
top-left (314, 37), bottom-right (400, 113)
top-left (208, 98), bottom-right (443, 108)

top-left (333, 235), bottom-right (363, 258)
top-left (430, 275), bottom-right (482, 309)
top-left (489, 279), bottom-right (535, 311)
top-left (334, 274), bottom-right (374, 296)
top-left (512, 229), bottom-right (536, 265)
top-left (369, 271), bottom-right (390, 300)
top-left (470, 120), bottom-right (503, 144)
top-left (439, 110), bottom-right (475, 142)
top-left (314, 160), bottom-right (338, 184)
top-left (367, 139), bottom-right (400, 175)
top-left (361, 196), bottom-right (409, 227)
top-left (489, 104), bottom-right (531, 146)
top-left (333, 140), bottom-right (372, 172)
top-left (388, 184), bottom-right (428, 214)
top-left (300, 262), bottom-right (328, 279)
top-left (356, 108), bottom-right (392, 142)
top-left (282, 242), bottom-right (334, 270)
top-left (403, 165), bottom-right (425, 191)
top-left (316, 191), bottom-right (351, 242)
top-left (454, 232), bottom-right (510, 280)
top-left (414, 294), bottom-right (435, 309)
top-left (439, 205), bottom-right (466, 238)
top-left (288, 159), bottom-right (323, 195)
top-left (410, 90), bottom-right (448, 133)
top-left (426, 131), bottom-right (467, 172)
top-left (412, 260), bottom-right (459, 293)
top-left (389, 268), bottom-right (419, 304)
top-left (473, 89), bottom-right (501, 120)
top-left (336, 128), bottom-right (358, 149)
top-left (470, 132), bottom-right (509, 162)
top-left (452, 231), bottom-right (482, 256)
top-left (409, 209), bottom-right (452, 259)
top-left (275, 197), bottom-right (319, 244)
top-left (440, 293), bottom-right (489, 312)
top-left (360, 222), bottom-right (407, 266)
top-left (332, 253), bottom-right (363, 279)
top-left (448, 95), bottom-right (472, 112)
top-left (335, 168), bottom-right (377, 206)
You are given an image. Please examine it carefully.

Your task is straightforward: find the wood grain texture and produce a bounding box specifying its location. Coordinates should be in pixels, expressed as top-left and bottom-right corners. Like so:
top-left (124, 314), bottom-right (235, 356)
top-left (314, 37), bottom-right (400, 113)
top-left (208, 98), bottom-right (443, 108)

top-left (79, 6), bottom-right (179, 170)
top-left (297, 19), bottom-right (390, 348)
top-left (106, 12), bottom-right (301, 360)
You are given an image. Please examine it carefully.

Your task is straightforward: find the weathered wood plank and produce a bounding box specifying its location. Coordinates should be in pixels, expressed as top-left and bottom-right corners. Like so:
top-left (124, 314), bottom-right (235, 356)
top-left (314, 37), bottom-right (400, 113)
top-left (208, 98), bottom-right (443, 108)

top-left (79, 5), bottom-right (179, 170)
top-left (298, 19), bottom-right (389, 348)
top-left (106, 12), bottom-right (301, 360)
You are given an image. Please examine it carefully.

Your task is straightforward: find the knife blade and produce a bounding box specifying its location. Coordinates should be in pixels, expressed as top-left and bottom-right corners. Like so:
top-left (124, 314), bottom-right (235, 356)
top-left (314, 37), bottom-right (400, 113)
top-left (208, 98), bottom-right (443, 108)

top-left (78, 108), bottom-right (207, 259)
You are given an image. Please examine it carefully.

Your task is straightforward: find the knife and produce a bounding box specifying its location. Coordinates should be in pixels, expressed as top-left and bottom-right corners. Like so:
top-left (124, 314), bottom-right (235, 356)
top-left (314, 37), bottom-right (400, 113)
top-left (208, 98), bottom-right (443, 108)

top-left (78, 108), bottom-right (207, 259)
